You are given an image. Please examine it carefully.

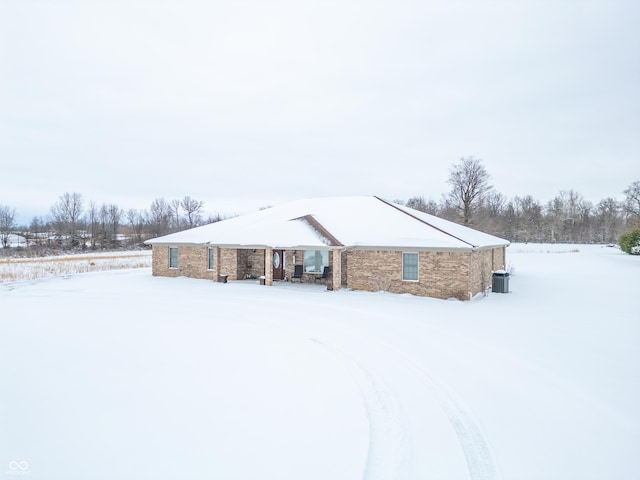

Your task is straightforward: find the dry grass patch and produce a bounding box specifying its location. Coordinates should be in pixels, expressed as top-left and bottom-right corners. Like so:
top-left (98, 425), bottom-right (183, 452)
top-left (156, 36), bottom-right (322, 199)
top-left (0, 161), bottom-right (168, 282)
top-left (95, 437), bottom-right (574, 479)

top-left (0, 252), bottom-right (152, 283)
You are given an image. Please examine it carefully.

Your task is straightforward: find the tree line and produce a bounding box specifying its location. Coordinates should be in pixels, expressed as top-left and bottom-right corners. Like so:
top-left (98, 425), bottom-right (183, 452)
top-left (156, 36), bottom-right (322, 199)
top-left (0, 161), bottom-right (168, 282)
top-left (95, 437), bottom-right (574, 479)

top-left (403, 157), bottom-right (640, 245)
top-left (0, 194), bottom-right (223, 253)
top-left (1, 158), bottom-right (639, 254)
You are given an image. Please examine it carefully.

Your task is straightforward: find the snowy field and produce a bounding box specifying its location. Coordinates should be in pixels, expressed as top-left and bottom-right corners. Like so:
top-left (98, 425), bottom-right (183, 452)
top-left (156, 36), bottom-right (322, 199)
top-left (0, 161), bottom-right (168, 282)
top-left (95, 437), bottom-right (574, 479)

top-left (1, 244), bottom-right (639, 480)
top-left (0, 251), bottom-right (151, 283)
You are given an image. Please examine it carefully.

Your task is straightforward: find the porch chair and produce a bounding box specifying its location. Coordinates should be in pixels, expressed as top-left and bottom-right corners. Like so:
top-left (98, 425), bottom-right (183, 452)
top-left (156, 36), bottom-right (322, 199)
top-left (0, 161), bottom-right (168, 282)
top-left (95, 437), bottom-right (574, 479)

top-left (314, 266), bottom-right (330, 283)
top-left (292, 264), bottom-right (303, 282)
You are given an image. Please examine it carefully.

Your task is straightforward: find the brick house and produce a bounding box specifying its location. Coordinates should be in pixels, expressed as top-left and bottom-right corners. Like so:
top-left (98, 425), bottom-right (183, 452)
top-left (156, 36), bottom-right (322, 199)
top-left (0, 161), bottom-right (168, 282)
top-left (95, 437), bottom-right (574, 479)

top-left (144, 196), bottom-right (509, 300)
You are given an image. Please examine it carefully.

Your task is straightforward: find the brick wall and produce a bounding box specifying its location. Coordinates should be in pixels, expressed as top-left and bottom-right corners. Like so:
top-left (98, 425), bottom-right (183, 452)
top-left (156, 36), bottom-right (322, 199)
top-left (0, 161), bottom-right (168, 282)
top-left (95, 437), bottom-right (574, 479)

top-left (237, 249), bottom-right (266, 279)
top-left (344, 249), bottom-right (470, 300)
top-left (468, 246), bottom-right (508, 297)
top-left (151, 245), bottom-right (507, 300)
top-left (219, 248), bottom-right (238, 280)
top-left (284, 251), bottom-right (297, 281)
top-left (151, 245), bottom-right (216, 280)
top-left (341, 250), bottom-right (348, 286)
top-left (468, 249), bottom-right (491, 297)
top-left (153, 246), bottom-right (299, 282)
top-left (495, 246), bottom-right (506, 270)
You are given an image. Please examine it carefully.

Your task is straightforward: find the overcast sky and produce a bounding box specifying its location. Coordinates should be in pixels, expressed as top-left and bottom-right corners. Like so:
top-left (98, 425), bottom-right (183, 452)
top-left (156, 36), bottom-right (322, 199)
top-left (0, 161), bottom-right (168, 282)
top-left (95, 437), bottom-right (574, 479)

top-left (1, 0), bottom-right (638, 224)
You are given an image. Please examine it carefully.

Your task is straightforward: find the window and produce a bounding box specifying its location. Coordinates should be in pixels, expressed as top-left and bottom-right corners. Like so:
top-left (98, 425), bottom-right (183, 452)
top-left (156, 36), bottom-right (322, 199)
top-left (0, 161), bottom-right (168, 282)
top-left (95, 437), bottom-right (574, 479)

top-left (169, 247), bottom-right (178, 269)
top-left (303, 250), bottom-right (329, 273)
top-left (208, 247), bottom-right (215, 270)
top-left (402, 252), bottom-right (418, 281)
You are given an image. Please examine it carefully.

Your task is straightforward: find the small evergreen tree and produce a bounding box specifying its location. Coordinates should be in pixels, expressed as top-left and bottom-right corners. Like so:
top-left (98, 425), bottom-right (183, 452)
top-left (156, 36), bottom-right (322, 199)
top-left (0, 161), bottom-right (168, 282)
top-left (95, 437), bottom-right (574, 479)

top-left (619, 228), bottom-right (640, 255)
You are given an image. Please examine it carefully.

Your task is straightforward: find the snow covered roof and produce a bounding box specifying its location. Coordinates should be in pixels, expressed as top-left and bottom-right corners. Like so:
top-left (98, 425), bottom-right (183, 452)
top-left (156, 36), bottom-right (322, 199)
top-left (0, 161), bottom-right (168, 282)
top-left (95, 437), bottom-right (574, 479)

top-left (145, 196), bottom-right (510, 251)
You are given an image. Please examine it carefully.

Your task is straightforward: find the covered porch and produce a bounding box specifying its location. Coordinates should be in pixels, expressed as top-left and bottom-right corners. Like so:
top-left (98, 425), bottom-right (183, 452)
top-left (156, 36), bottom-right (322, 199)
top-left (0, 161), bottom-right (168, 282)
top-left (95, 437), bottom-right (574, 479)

top-left (213, 246), bottom-right (343, 290)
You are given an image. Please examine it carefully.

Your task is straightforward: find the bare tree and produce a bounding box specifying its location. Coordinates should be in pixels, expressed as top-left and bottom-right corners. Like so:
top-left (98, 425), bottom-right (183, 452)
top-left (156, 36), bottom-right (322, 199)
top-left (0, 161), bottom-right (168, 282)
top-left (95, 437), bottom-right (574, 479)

top-left (127, 209), bottom-right (146, 245)
top-left (148, 197), bottom-right (171, 238)
top-left (181, 196), bottom-right (204, 228)
top-left (0, 205), bottom-right (17, 248)
top-left (595, 198), bottom-right (622, 243)
top-left (545, 194), bottom-right (565, 242)
top-left (29, 216), bottom-right (46, 249)
top-left (86, 201), bottom-right (100, 249)
top-left (406, 195), bottom-right (428, 212)
top-left (107, 204), bottom-right (123, 248)
top-left (405, 196), bottom-right (440, 215)
top-left (96, 204), bottom-right (110, 248)
top-left (544, 190), bottom-right (595, 242)
top-left (205, 212), bottom-right (226, 224)
top-left (446, 156), bottom-right (492, 225)
top-left (477, 192), bottom-right (506, 237)
top-left (483, 192), bottom-right (507, 217)
top-left (623, 181), bottom-right (640, 227)
top-left (50, 192), bottom-right (84, 247)
top-left (518, 195), bottom-right (544, 242)
top-left (169, 199), bottom-right (182, 230)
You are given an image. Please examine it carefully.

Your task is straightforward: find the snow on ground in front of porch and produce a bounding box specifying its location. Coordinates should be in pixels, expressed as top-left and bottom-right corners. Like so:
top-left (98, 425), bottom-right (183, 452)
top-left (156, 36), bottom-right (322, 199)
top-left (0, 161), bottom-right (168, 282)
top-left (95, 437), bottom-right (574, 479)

top-left (1, 244), bottom-right (639, 479)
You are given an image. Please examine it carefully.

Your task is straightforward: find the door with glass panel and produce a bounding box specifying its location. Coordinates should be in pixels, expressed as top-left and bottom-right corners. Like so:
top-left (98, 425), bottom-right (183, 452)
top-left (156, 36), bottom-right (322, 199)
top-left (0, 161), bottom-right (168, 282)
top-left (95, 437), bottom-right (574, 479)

top-left (272, 250), bottom-right (284, 280)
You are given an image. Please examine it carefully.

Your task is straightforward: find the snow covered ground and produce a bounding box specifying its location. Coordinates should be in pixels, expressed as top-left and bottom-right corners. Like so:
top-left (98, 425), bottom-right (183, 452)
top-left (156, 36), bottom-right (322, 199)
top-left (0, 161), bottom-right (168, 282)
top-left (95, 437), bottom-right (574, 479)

top-left (1, 244), bottom-right (639, 479)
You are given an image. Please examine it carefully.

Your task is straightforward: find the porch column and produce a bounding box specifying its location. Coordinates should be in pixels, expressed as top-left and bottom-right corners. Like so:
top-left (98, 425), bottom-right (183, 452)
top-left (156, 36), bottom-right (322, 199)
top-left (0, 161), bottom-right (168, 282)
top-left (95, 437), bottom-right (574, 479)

top-left (214, 246), bottom-right (221, 280)
top-left (330, 249), bottom-right (341, 291)
top-left (264, 247), bottom-right (273, 286)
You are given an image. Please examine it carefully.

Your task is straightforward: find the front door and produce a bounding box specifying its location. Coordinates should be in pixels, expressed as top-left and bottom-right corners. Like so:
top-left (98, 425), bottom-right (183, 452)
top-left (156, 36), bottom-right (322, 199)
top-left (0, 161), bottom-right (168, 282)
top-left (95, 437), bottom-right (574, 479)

top-left (272, 250), bottom-right (284, 280)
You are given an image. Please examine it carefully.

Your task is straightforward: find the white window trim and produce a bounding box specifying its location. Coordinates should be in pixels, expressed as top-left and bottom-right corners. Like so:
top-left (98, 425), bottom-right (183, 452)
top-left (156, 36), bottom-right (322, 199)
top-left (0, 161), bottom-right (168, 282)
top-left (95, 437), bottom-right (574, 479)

top-left (169, 246), bottom-right (178, 269)
top-left (402, 252), bottom-right (419, 282)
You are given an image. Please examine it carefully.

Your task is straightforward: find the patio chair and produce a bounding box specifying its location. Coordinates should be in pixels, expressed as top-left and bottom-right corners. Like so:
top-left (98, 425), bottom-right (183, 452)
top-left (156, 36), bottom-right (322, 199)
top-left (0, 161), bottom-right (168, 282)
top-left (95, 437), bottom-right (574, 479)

top-left (314, 266), bottom-right (330, 283)
top-left (292, 264), bottom-right (303, 282)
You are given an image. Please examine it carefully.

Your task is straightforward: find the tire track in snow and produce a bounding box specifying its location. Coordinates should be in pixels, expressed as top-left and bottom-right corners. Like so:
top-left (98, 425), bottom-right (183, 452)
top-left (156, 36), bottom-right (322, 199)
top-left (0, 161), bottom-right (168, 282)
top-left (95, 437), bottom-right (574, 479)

top-left (420, 373), bottom-right (501, 480)
top-left (310, 336), bottom-right (501, 480)
top-left (310, 338), bottom-right (406, 480)
top-left (373, 342), bottom-right (502, 480)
